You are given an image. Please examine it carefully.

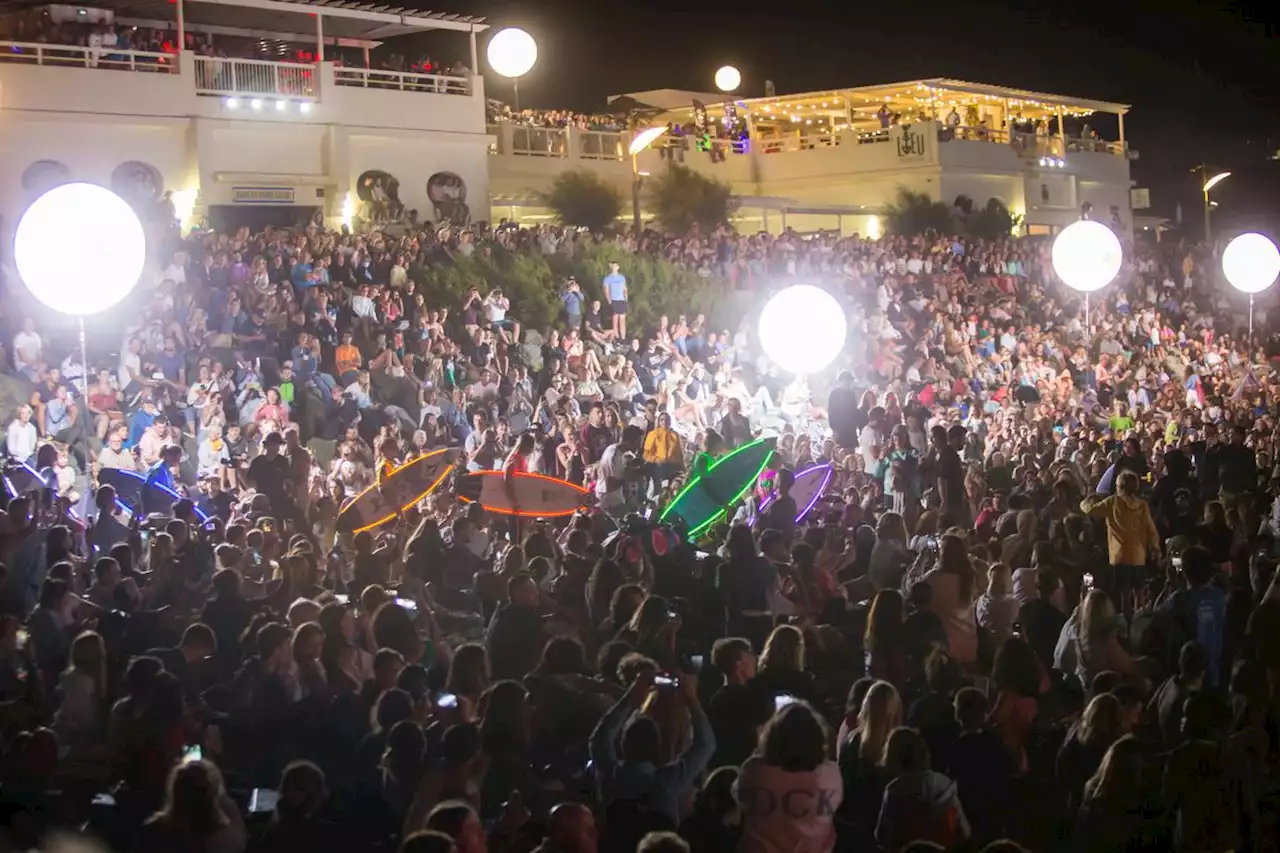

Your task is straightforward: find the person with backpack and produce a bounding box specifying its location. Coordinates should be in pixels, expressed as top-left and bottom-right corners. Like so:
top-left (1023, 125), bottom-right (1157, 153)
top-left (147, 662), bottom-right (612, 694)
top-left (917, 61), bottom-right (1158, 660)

top-left (874, 726), bottom-right (969, 852)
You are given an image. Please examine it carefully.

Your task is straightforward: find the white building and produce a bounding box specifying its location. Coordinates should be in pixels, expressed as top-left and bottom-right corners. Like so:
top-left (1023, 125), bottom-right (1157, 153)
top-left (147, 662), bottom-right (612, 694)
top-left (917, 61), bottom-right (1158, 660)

top-left (488, 79), bottom-right (1135, 236)
top-left (0, 6), bottom-right (1134, 240)
top-left (0, 0), bottom-right (490, 232)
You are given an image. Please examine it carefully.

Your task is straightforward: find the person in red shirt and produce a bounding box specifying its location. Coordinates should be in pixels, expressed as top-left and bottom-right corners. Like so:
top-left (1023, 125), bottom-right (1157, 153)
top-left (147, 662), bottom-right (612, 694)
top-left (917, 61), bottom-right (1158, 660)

top-left (503, 432), bottom-right (535, 539)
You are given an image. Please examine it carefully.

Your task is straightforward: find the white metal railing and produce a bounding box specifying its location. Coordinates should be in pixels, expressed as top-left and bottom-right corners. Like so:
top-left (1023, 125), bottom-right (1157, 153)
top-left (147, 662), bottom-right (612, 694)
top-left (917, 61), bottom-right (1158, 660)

top-left (759, 132), bottom-right (842, 154)
top-left (0, 40), bottom-right (175, 72)
top-left (193, 56), bottom-right (316, 98)
top-left (578, 130), bottom-right (626, 161)
top-left (508, 126), bottom-right (570, 158)
top-left (332, 66), bottom-right (469, 95)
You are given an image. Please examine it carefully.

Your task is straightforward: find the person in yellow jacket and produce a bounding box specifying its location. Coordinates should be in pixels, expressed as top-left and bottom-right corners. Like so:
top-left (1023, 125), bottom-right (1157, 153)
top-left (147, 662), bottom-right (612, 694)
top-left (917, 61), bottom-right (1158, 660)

top-left (643, 412), bottom-right (682, 494)
top-left (1080, 470), bottom-right (1160, 612)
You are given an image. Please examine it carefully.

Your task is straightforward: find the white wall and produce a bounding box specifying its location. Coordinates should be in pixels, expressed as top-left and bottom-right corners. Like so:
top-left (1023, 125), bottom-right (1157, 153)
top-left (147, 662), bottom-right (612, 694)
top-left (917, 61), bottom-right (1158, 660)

top-left (0, 112), bottom-right (189, 211)
top-left (343, 130), bottom-right (490, 224)
top-left (0, 53), bottom-right (490, 227)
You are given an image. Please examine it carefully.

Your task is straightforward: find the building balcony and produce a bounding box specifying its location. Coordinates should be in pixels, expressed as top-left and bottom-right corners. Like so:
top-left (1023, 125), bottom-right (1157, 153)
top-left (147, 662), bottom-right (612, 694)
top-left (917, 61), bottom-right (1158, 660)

top-left (0, 41), bottom-right (486, 133)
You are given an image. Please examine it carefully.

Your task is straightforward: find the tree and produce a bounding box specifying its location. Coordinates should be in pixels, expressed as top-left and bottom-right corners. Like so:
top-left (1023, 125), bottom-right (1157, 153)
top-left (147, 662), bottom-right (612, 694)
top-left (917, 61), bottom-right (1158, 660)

top-left (540, 170), bottom-right (622, 232)
top-left (964, 197), bottom-right (1016, 241)
top-left (646, 164), bottom-right (737, 233)
top-left (883, 188), bottom-right (954, 235)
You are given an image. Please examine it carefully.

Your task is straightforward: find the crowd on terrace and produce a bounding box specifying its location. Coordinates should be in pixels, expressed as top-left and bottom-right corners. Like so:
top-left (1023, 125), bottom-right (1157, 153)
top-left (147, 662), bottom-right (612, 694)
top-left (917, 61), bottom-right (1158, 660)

top-left (0, 11), bottom-right (471, 80)
top-left (0, 190), bottom-right (1277, 853)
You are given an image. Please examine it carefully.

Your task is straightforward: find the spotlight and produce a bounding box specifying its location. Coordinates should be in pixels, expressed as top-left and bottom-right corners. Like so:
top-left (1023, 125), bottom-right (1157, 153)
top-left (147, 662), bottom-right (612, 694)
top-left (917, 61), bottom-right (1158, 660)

top-left (275, 100), bottom-right (288, 112)
top-left (250, 98), bottom-right (263, 110)
top-left (225, 97), bottom-right (238, 109)
top-left (1038, 157), bottom-right (1046, 167)
top-left (299, 102), bottom-right (313, 114)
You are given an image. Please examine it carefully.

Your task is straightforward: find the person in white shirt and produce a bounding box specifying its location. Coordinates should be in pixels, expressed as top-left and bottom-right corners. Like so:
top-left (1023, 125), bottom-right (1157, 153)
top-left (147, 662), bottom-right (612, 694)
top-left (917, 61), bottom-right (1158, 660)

top-left (467, 369), bottom-right (500, 404)
top-left (6, 405), bottom-right (37, 463)
top-left (595, 426), bottom-right (644, 519)
top-left (160, 252), bottom-right (187, 287)
top-left (118, 337), bottom-right (145, 395)
top-left (351, 286), bottom-right (378, 321)
top-left (859, 407), bottom-right (886, 475)
top-left (483, 288), bottom-right (520, 344)
top-left (13, 318), bottom-right (43, 381)
top-left (97, 431), bottom-right (137, 472)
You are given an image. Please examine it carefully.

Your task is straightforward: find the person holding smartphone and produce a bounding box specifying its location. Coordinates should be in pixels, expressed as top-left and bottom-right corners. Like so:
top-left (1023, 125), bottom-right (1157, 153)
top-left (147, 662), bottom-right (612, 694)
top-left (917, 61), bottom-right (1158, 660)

top-left (588, 668), bottom-right (715, 827)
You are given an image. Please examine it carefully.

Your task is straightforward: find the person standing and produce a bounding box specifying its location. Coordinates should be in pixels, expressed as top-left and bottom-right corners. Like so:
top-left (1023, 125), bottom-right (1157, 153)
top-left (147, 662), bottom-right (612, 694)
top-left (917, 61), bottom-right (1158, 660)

top-left (602, 262), bottom-right (628, 340)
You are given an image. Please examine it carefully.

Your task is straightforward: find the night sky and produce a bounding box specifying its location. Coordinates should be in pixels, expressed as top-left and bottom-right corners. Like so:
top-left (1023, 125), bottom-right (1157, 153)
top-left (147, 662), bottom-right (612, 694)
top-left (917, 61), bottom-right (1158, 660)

top-left (424, 0), bottom-right (1280, 234)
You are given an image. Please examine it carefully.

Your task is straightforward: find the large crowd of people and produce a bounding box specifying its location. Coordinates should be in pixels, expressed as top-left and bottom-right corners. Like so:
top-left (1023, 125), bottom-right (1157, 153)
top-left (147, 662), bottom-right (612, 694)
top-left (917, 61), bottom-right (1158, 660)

top-left (0, 201), bottom-right (1277, 853)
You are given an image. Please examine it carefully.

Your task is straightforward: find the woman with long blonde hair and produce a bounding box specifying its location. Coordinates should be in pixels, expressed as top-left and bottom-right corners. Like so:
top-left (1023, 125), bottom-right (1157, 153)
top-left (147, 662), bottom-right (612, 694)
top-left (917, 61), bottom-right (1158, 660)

top-left (754, 624), bottom-right (815, 703)
top-left (52, 630), bottom-right (109, 769)
top-left (1071, 589), bottom-right (1137, 688)
top-left (838, 679), bottom-right (902, 829)
top-left (923, 534), bottom-right (979, 666)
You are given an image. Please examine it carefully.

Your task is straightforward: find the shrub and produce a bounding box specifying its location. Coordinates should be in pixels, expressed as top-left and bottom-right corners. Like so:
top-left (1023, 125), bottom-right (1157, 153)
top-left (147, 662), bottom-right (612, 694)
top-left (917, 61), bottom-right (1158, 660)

top-left (540, 170), bottom-right (623, 232)
top-left (646, 164), bottom-right (738, 234)
top-left (409, 240), bottom-right (724, 334)
top-left (884, 187), bottom-right (954, 235)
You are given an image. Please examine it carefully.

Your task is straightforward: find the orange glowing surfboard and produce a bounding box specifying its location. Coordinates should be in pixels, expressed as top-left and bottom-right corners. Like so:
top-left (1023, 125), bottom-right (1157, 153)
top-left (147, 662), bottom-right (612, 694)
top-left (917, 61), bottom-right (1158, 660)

top-left (457, 470), bottom-right (589, 517)
top-left (337, 447), bottom-right (458, 534)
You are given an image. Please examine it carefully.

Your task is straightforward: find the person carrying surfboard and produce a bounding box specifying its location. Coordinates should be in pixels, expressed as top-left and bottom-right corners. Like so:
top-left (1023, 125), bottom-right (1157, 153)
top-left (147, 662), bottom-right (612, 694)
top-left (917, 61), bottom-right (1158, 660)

top-left (503, 433), bottom-right (535, 539)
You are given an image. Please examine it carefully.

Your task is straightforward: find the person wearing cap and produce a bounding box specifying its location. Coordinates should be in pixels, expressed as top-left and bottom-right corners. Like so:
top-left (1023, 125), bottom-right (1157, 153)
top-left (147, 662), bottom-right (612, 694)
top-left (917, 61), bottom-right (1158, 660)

top-left (247, 430), bottom-right (292, 517)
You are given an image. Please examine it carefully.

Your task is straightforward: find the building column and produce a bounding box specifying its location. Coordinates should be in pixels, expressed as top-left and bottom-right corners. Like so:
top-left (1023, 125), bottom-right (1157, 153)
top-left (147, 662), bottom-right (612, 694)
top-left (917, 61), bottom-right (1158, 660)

top-left (362, 46), bottom-right (369, 68)
top-left (469, 27), bottom-right (479, 74)
top-left (1117, 111), bottom-right (1126, 148)
top-left (176, 0), bottom-right (185, 48)
top-left (1057, 105), bottom-right (1066, 156)
top-left (316, 14), bottom-right (324, 62)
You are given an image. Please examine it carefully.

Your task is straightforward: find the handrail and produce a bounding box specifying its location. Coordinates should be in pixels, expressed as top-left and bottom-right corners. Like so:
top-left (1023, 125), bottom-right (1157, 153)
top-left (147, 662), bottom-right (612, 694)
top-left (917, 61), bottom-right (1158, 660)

top-left (578, 130), bottom-right (626, 161)
top-left (505, 126), bottom-right (570, 158)
top-left (193, 55), bottom-right (316, 98)
top-left (0, 40), bottom-right (175, 72)
top-left (333, 66), bottom-right (469, 95)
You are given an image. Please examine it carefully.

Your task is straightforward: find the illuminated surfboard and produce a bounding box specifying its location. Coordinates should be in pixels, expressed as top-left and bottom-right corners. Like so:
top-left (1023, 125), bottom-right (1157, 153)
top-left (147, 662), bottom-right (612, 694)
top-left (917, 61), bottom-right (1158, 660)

top-left (98, 467), bottom-right (210, 521)
top-left (457, 470), bottom-right (589, 517)
top-left (337, 447), bottom-right (459, 534)
top-left (660, 437), bottom-right (776, 540)
top-left (756, 462), bottom-right (834, 524)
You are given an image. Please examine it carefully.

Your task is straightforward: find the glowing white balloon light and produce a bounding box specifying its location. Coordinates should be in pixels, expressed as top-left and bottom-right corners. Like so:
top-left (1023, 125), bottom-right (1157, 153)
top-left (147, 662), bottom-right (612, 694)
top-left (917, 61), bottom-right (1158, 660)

top-left (15, 182), bottom-right (145, 316)
top-left (486, 27), bottom-right (537, 79)
top-left (758, 285), bottom-right (847, 375)
top-left (1222, 232), bottom-right (1280, 295)
top-left (1051, 219), bottom-right (1123, 293)
top-left (714, 65), bottom-right (741, 92)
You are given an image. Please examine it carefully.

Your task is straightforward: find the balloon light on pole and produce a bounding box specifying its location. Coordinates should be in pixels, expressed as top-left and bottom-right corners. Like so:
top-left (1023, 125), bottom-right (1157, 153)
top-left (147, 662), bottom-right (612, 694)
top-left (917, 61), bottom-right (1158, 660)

top-left (758, 285), bottom-right (847, 375)
top-left (1050, 220), bottom-right (1123, 335)
top-left (1222, 232), bottom-right (1280, 346)
top-left (14, 182), bottom-right (145, 409)
top-left (714, 65), bottom-right (741, 93)
top-left (486, 27), bottom-right (537, 112)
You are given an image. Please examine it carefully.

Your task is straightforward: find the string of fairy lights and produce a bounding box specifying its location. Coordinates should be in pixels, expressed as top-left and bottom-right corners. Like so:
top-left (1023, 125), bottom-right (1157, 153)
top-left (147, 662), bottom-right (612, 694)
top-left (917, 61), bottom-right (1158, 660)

top-left (740, 84), bottom-right (1098, 134)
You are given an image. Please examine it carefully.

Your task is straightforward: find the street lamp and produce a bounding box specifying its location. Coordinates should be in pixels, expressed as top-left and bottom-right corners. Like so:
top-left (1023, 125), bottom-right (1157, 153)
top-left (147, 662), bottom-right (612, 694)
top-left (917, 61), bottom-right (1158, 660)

top-left (1051, 219), bottom-right (1122, 334)
top-left (14, 182), bottom-right (145, 430)
top-left (714, 65), bottom-right (741, 93)
top-left (486, 27), bottom-right (537, 112)
top-left (1196, 164), bottom-right (1230, 241)
top-left (1222, 232), bottom-right (1280, 346)
top-left (628, 126), bottom-right (668, 234)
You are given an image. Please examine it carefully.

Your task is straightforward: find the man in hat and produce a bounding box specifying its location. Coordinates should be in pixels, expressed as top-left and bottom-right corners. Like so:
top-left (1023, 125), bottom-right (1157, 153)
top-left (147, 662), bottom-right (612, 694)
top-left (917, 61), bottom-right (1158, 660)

top-left (247, 431), bottom-right (292, 517)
